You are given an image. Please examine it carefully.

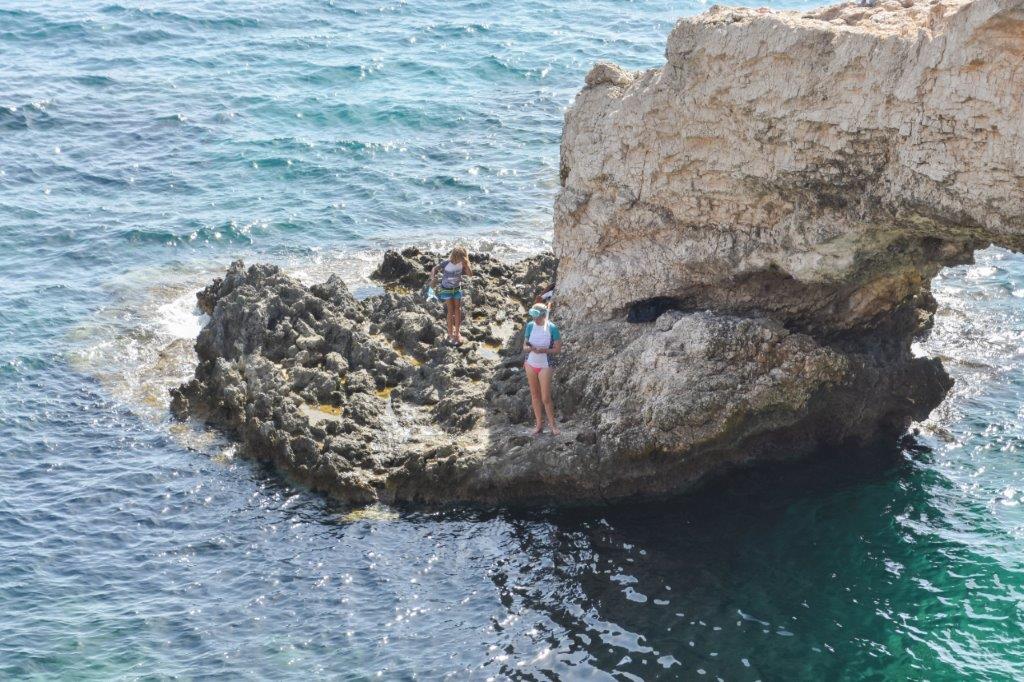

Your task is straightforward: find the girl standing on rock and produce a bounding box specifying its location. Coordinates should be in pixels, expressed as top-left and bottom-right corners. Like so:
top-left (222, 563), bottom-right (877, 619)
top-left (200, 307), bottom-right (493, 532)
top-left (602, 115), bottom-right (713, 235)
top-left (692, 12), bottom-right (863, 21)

top-left (522, 303), bottom-right (561, 436)
top-left (431, 246), bottom-right (473, 345)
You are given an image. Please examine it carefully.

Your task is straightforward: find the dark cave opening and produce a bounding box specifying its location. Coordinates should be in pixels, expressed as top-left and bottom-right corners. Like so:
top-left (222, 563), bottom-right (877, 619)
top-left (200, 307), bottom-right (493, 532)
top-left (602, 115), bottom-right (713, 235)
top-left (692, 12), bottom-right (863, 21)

top-left (626, 296), bottom-right (685, 323)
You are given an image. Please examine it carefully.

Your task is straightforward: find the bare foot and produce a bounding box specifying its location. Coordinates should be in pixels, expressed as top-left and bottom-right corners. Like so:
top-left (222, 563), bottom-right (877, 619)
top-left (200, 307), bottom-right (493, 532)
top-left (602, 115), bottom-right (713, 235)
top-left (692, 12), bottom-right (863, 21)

top-left (549, 425), bottom-right (561, 436)
top-left (531, 424), bottom-right (544, 436)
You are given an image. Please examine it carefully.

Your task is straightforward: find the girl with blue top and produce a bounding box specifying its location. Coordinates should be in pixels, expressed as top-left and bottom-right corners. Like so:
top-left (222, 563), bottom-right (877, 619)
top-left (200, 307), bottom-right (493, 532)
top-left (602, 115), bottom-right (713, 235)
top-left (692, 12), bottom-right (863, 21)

top-left (430, 246), bottom-right (473, 345)
top-left (522, 303), bottom-right (562, 436)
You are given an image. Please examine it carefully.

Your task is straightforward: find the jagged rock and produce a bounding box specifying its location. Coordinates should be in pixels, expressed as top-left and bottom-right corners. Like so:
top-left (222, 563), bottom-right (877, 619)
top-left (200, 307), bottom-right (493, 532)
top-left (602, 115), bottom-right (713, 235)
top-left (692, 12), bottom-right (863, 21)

top-left (309, 274), bottom-right (365, 323)
top-left (323, 352), bottom-right (349, 375)
top-left (172, 252), bottom-right (564, 504)
top-left (370, 248), bottom-right (432, 290)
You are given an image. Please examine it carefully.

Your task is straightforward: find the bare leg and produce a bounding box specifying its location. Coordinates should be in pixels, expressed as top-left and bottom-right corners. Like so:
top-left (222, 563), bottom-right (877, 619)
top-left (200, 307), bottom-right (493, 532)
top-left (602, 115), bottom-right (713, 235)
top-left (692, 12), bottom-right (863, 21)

top-left (445, 299), bottom-right (457, 341)
top-left (539, 367), bottom-right (559, 435)
top-left (453, 298), bottom-right (463, 343)
top-left (524, 364), bottom-right (544, 434)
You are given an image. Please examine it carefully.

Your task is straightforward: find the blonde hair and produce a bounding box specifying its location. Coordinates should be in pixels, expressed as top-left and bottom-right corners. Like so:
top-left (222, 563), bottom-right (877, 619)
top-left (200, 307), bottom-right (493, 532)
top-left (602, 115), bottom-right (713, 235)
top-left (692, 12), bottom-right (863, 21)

top-left (529, 303), bottom-right (548, 319)
top-left (450, 246), bottom-right (468, 264)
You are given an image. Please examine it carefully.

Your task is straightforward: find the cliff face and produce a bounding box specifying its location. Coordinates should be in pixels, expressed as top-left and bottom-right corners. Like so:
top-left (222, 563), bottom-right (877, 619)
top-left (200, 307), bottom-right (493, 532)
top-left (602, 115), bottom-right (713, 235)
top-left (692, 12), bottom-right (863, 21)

top-left (174, 0), bottom-right (1024, 506)
top-left (556, 0), bottom-right (1024, 331)
top-left (549, 0), bottom-right (1024, 490)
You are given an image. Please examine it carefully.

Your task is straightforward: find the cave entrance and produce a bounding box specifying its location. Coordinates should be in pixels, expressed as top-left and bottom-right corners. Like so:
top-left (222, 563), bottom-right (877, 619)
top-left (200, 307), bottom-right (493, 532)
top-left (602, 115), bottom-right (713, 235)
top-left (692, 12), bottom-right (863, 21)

top-left (626, 296), bottom-right (685, 324)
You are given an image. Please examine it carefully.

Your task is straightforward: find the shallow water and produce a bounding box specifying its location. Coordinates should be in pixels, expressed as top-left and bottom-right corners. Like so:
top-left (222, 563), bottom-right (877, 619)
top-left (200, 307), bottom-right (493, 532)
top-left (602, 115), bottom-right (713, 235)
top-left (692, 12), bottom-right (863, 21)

top-left (3, 1), bottom-right (1024, 678)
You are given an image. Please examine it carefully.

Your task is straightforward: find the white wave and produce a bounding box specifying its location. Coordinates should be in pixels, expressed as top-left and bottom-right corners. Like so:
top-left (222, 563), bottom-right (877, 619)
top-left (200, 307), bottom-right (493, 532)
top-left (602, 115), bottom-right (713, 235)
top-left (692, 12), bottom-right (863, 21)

top-left (965, 264), bottom-right (999, 280)
top-left (156, 291), bottom-right (207, 339)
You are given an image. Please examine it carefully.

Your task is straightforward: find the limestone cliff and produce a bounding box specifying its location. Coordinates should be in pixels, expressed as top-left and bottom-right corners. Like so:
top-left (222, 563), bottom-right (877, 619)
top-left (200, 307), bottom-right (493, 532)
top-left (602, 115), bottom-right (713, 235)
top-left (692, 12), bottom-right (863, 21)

top-left (549, 0), bottom-right (1023, 490)
top-left (556, 0), bottom-right (1023, 331)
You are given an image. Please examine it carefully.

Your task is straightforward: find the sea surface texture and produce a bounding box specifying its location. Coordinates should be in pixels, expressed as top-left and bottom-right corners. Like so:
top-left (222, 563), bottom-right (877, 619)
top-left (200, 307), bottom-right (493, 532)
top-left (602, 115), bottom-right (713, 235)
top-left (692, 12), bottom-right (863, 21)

top-left (2, 1), bottom-right (1023, 679)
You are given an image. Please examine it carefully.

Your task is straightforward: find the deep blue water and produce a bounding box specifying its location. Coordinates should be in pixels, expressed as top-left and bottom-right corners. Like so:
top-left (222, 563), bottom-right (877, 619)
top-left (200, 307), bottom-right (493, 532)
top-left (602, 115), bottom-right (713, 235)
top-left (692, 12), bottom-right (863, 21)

top-left (3, 1), bottom-right (1024, 679)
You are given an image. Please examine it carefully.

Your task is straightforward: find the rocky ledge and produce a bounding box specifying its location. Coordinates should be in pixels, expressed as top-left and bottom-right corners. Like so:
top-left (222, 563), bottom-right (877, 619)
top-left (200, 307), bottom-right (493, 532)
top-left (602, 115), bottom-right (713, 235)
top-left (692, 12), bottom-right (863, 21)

top-left (171, 249), bottom-right (599, 505)
top-left (173, 0), bottom-right (1023, 505)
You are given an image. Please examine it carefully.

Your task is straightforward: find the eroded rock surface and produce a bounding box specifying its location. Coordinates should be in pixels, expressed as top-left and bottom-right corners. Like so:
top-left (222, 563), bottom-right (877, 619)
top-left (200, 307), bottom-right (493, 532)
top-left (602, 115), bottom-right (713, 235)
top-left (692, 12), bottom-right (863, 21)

top-left (548, 0), bottom-right (1023, 495)
top-left (172, 250), bottom-right (583, 504)
top-left (557, 0), bottom-right (1024, 330)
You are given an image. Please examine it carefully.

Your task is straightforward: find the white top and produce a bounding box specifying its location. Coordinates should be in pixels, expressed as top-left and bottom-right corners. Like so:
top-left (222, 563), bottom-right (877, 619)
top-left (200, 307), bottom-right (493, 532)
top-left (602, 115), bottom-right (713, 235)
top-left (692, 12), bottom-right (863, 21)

top-left (526, 320), bottom-right (560, 368)
top-left (440, 260), bottom-right (464, 289)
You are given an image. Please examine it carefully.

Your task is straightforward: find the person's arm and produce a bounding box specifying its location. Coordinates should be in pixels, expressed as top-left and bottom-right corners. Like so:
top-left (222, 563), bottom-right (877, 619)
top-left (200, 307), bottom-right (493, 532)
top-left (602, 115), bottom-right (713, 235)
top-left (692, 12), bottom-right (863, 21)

top-left (522, 322), bottom-right (534, 353)
top-left (430, 263), bottom-right (440, 285)
top-left (463, 258), bottom-right (473, 277)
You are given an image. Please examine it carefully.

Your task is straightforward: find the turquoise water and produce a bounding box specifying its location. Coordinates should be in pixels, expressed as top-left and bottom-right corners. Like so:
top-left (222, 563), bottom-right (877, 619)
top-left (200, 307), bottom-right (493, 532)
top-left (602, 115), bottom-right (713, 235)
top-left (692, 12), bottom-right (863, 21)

top-left (2, 1), bottom-right (1023, 678)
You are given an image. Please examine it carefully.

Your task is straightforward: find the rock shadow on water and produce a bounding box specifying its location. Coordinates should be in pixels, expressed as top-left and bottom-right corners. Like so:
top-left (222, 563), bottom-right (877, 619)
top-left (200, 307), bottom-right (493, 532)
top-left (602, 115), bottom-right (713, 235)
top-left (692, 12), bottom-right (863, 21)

top-left (465, 437), bottom-right (952, 680)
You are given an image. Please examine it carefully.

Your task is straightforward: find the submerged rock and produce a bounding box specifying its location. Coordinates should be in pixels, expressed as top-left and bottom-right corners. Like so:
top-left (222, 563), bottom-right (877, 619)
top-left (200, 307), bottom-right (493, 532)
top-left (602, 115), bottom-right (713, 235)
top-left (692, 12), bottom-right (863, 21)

top-left (174, 0), bottom-right (1023, 505)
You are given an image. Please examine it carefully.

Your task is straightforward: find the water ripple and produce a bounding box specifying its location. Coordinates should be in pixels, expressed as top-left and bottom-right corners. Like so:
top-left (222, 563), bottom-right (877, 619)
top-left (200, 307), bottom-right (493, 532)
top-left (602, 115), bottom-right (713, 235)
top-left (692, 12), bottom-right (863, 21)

top-left (2, 0), bottom-right (1023, 678)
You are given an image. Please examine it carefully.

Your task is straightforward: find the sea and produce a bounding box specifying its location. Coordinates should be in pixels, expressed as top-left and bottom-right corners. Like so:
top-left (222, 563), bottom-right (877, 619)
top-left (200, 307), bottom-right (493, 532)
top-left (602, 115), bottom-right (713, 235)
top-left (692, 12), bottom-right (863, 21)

top-left (2, 1), bottom-right (1023, 679)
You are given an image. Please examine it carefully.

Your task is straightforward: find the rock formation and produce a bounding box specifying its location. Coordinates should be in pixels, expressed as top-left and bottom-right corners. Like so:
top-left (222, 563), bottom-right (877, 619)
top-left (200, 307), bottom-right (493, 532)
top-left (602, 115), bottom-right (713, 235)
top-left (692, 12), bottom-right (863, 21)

top-left (556, 0), bottom-right (1024, 331)
top-left (171, 250), bottom-right (587, 505)
top-left (552, 0), bottom-right (1023, 487)
top-left (174, 0), bottom-right (1024, 505)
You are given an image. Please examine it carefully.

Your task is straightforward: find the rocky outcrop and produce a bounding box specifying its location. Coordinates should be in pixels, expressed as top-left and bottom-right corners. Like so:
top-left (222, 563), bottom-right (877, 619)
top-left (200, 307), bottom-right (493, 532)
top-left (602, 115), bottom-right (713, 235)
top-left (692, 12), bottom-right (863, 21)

top-left (170, 251), bottom-right (941, 507)
top-left (549, 0), bottom-right (1024, 491)
top-left (174, 0), bottom-right (1023, 506)
top-left (557, 0), bottom-right (1024, 331)
top-left (171, 250), bottom-right (583, 505)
